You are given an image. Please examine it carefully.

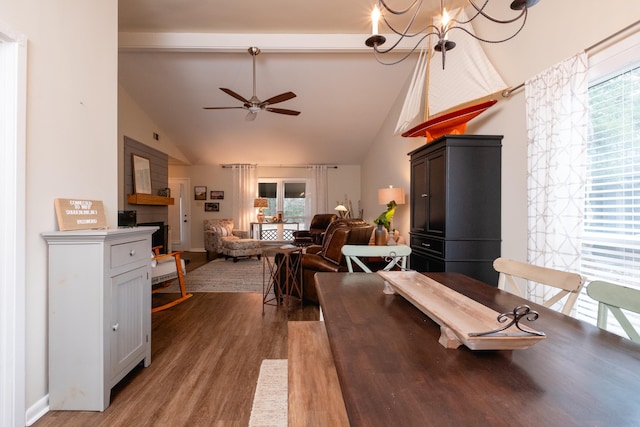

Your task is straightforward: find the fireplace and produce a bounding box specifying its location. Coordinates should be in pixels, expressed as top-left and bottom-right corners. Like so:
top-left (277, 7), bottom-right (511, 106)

top-left (138, 222), bottom-right (169, 254)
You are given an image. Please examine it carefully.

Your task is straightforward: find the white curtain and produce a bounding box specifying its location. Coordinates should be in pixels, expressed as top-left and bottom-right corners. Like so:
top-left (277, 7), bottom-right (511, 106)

top-left (306, 165), bottom-right (328, 220)
top-left (232, 164), bottom-right (257, 232)
top-left (525, 52), bottom-right (588, 307)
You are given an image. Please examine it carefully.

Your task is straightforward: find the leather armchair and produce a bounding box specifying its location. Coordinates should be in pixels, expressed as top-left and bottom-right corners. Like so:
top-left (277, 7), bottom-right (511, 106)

top-left (293, 213), bottom-right (337, 245)
top-left (301, 218), bottom-right (374, 304)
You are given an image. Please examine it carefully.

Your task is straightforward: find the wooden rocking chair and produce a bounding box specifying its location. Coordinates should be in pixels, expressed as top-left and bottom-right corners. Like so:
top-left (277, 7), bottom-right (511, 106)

top-left (151, 246), bottom-right (193, 312)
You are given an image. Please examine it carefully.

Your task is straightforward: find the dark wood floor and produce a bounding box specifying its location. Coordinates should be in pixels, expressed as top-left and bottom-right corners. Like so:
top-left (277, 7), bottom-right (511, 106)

top-left (34, 253), bottom-right (319, 427)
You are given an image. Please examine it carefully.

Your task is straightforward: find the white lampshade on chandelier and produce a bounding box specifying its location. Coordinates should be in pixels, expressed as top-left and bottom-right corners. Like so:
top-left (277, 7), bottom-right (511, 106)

top-left (366, 0), bottom-right (541, 68)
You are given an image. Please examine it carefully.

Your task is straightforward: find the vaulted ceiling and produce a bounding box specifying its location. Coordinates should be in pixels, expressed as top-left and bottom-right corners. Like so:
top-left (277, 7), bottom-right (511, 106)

top-left (118, 1), bottom-right (436, 166)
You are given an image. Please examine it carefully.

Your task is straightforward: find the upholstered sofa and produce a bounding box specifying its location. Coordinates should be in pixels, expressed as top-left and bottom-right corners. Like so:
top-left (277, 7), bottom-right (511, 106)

top-left (203, 219), bottom-right (249, 260)
top-left (300, 218), bottom-right (374, 304)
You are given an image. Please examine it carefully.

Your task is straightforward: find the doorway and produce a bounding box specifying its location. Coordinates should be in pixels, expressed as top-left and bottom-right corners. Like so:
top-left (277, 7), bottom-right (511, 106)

top-left (1, 24), bottom-right (27, 427)
top-left (168, 177), bottom-right (191, 251)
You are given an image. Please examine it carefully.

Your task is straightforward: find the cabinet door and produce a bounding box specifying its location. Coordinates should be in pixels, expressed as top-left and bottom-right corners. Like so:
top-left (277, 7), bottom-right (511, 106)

top-left (410, 156), bottom-right (428, 232)
top-left (110, 266), bottom-right (148, 382)
top-left (425, 149), bottom-right (446, 236)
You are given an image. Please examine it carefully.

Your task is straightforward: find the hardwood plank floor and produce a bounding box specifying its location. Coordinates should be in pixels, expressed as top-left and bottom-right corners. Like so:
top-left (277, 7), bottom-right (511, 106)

top-left (34, 256), bottom-right (319, 427)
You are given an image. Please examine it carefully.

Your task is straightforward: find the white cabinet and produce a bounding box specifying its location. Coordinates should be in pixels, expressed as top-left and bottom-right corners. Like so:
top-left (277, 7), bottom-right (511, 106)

top-left (42, 227), bottom-right (156, 411)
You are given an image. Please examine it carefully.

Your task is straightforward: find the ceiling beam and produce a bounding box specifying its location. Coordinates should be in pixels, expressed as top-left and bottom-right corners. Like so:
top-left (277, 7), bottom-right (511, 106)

top-left (118, 32), bottom-right (417, 53)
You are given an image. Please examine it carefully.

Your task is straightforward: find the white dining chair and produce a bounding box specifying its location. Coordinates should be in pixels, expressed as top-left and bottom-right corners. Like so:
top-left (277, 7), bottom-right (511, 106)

top-left (493, 257), bottom-right (585, 315)
top-left (587, 280), bottom-right (640, 343)
top-left (342, 244), bottom-right (412, 273)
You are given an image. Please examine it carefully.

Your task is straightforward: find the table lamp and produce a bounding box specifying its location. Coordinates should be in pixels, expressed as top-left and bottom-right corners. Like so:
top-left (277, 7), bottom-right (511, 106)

top-left (334, 204), bottom-right (349, 218)
top-left (254, 198), bottom-right (268, 223)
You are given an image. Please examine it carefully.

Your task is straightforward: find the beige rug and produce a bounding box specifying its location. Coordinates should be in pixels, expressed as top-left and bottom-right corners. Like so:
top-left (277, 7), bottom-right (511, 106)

top-left (156, 257), bottom-right (264, 293)
top-left (249, 359), bottom-right (288, 427)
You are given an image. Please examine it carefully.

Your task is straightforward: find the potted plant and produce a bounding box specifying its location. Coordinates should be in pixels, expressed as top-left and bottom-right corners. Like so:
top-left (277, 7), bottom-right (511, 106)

top-left (373, 200), bottom-right (397, 245)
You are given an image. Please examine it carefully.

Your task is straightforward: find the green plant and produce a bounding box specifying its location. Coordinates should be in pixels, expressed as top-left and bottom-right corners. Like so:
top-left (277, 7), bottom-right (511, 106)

top-left (373, 200), bottom-right (397, 231)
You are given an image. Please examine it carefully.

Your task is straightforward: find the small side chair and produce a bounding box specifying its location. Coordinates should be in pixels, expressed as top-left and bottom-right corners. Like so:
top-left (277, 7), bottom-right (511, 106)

top-left (587, 280), bottom-right (640, 343)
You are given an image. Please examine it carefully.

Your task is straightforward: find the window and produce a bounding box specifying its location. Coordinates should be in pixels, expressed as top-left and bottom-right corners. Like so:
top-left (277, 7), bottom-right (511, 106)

top-left (258, 179), bottom-right (307, 226)
top-left (575, 38), bottom-right (640, 337)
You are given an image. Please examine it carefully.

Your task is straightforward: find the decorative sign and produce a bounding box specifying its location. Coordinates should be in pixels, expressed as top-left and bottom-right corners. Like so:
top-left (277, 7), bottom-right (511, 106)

top-left (54, 198), bottom-right (108, 231)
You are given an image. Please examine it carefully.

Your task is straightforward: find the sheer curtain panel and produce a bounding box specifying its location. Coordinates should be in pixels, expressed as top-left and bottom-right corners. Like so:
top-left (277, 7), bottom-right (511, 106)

top-left (525, 52), bottom-right (588, 310)
top-left (232, 164), bottom-right (257, 232)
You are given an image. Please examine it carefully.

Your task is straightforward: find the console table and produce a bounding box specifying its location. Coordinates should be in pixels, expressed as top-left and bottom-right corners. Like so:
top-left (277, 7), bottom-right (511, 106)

top-left (250, 222), bottom-right (299, 241)
top-left (314, 272), bottom-right (640, 426)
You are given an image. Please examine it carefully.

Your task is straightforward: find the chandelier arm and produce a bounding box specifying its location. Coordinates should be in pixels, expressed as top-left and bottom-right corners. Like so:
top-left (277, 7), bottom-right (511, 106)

top-left (378, 0), bottom-right (423, 16)
top-left (464, 0), bottom-right (527, 25)
top-left (380, 2), bottom-right (437, 39)
top-left (373, 34), bottom-right (434, 65)
top-left (445, 12), bottom-right (527, 44)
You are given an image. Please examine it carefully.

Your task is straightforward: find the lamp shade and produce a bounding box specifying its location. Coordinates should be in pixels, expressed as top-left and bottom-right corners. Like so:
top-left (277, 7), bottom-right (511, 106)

top-left (378, 186), bottom-right (405, 205)
top-left (253, 198), bottom-right (268, 208)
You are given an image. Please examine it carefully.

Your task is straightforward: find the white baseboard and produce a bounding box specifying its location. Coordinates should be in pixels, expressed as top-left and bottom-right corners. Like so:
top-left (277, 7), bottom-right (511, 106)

top-left (25, 395), bottom-right (48, 426)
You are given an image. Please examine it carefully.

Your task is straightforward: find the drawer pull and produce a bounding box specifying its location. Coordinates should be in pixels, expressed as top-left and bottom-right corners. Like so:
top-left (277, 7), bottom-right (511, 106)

top-left (421, 193), bottom-right (428, 198)
top-left (112, 323), bottom-right (119, 331)
top-left (129, 249), bottom-right (136, 256)
top-left (421, 243), bottom-right (431, 247)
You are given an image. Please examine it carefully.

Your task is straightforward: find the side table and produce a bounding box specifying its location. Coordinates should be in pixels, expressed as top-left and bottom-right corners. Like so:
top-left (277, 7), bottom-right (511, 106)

top-left (262, 245), bottom-right (303, 313)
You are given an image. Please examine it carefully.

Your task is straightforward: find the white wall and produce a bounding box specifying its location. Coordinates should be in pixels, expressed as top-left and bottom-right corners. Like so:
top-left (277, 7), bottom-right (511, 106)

top-left (0, 0), bottom-right (118, 419)
top-left (362, 1), bottom-right (639, 263)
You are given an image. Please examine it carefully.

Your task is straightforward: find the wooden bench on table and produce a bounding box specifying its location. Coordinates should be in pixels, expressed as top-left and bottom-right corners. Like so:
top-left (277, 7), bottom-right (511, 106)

top-left (288, 321), bottom-right (349, 426)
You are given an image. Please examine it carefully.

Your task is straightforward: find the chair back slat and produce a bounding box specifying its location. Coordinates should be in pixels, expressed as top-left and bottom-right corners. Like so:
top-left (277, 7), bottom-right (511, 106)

top-left (493, 257), bottom-right (585, 315)
top-left (587, 280), bottom-right (640, 342)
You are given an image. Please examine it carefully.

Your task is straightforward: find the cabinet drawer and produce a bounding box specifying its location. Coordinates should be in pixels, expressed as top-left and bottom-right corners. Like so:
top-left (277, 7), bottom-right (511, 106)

top-left (111, 239), bottom-right (149, 269)
top-left (411, 235), bottom-right (444, 256)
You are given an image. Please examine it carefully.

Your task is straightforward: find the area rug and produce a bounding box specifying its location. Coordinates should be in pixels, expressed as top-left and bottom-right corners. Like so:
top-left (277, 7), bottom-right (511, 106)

top-left (156, 257), bottom-right (264, 293)
top-left (249, 359), bottom-right (288, 427)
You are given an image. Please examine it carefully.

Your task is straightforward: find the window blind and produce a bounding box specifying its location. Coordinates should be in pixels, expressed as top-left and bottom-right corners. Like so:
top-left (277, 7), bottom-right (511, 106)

top-left (576, 65), bottom-right (640, 337)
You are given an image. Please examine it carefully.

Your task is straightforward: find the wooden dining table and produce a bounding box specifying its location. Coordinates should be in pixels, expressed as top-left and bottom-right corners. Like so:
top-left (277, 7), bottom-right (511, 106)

top-left (315, 272), bottom-right (640, 427)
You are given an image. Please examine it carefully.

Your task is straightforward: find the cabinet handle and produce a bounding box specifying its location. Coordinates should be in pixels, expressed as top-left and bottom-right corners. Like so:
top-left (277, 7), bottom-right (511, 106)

top-left (112, 323), bottom-right (119, 331)
top-left (421, 242), bottom-right (431, 247)
top-left (129, 249), bottom-right (136, 256)
top-left (421, 193), bottom-right (428, 198)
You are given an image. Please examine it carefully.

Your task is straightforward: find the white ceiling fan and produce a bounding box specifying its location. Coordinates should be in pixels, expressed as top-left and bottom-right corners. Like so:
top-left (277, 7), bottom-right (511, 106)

top-left (203, 47), bottom-right (301, 121)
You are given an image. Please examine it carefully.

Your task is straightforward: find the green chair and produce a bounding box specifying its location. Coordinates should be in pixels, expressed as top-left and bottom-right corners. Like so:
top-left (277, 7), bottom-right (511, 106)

top-left (587, 280), bottom-right (640, 343)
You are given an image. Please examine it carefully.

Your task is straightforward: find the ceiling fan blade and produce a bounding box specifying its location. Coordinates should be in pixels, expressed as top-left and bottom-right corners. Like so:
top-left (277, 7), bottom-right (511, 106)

top-left (261, 91), bottom-right (296, 106)
top-left (266, 107), bottom-right (301, 116)
top-left (220, 88), bottom-right (250, 104)
top-left (203, 106), bottom-right (246, 110)
top-left (245, 111), bottom-right (258, 121)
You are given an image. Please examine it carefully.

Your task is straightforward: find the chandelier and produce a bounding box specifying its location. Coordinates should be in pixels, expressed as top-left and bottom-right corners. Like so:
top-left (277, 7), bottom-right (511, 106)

top-left (365, 0), bottom-right (541, 68)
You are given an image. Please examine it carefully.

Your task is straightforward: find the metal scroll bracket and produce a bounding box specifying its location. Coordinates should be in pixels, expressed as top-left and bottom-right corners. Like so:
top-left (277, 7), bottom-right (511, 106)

top-left (468, 305), bottom-right (546, 338)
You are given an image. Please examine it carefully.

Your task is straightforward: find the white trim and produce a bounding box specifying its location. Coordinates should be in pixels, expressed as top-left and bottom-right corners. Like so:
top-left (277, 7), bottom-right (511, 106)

top-left (0, 20), bottom-right (28, 427)
top-left (118, 32), bottom-right (417, 53)
top-left (24, 395), bottom-right (48, 427)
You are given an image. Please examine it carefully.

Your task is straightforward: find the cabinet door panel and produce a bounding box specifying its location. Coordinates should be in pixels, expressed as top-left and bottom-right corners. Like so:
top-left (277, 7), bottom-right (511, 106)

top-left (110, 266), bottom-right (147, 383)
top-left (426, 150), bottom-right (446, 236)
top-left (410, 156), bottom-right (428, 232)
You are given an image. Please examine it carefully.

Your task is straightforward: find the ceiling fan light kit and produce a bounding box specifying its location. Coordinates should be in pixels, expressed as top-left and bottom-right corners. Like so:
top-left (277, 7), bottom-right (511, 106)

top-left (203, 47), bottom-right (301, 121)
top-left (365, 0), bottom-right (541, 68)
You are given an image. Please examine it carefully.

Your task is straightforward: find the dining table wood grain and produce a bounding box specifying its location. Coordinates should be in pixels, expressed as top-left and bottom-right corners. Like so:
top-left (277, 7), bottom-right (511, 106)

top-left (315, 271), bottom-right (640, 427)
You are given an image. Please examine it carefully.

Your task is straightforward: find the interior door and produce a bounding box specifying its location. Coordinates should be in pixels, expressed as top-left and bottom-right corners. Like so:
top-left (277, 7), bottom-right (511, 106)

top-left (168, 178), bottom-right (190, 251)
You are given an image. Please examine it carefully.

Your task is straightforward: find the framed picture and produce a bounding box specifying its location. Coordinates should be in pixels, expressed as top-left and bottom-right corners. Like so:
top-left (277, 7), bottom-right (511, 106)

top-left (194, 186), bottom-right (207, 200)
top-left (210, 190), bottom-right (224, 200)
top-left (205, 202), bottom-right (219, 212)
top-left (132, 154), bottom-right (152, 194)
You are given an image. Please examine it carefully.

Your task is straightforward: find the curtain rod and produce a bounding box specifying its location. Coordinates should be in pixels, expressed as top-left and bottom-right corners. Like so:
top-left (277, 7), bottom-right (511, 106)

top-left (221, 164), bottom-right (338, 169)
top-left (502, 20), bottom-right (640, 98)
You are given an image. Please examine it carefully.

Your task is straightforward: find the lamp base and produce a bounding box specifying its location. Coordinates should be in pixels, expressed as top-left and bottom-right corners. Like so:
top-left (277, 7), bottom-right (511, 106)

top-left (257, 212), bottom-right (265, 223)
